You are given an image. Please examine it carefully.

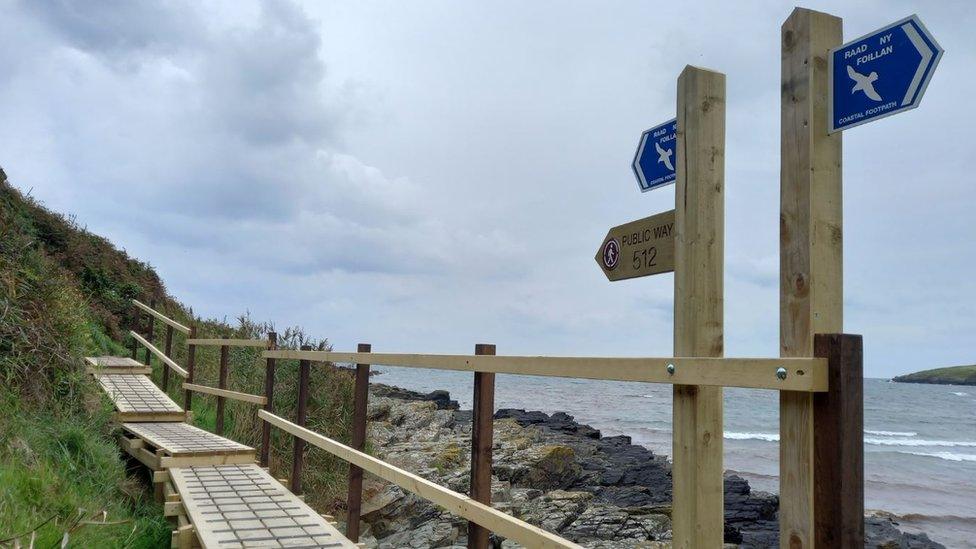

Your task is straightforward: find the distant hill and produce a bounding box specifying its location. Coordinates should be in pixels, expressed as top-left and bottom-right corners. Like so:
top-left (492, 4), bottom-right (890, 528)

top-left (892, 365), bottom-right (976, 386)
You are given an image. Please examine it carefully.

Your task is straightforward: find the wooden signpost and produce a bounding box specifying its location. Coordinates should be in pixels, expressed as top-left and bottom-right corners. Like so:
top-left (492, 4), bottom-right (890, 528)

top-left (594, 209), bottom-right (675, 281)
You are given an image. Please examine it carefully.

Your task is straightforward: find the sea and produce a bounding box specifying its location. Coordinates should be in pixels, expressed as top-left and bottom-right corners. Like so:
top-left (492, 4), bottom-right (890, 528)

top-left (372, 369), bottom-right (976, 548)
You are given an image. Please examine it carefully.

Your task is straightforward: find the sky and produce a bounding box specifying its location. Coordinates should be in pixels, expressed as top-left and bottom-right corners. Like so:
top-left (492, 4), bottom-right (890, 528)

top-left (1, 1), bottom-right (973, 378)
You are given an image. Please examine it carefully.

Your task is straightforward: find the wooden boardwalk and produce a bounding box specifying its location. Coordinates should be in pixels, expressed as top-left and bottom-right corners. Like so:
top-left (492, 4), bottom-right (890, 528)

top-left (89, 357), bottom-right (357, 548)
top-left (86, 355), bottom-right (153, 375)
top-left (169, 464), bottom-right (355, 548)
top-left (97, 373), bottom-right (186, 422)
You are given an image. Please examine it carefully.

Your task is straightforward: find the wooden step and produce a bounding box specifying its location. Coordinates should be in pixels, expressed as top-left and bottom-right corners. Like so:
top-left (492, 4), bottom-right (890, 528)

top-left (170, 464), bottom-right (357, 548)
top-left (96, 374), bottom-right (185, 422)
top-left (122, 422), bottom-right (255, 468)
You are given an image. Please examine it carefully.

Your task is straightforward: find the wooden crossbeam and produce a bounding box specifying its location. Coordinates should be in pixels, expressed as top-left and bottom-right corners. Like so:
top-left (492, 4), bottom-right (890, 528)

top-left (129, 331), bottom-right (189, 378)
top-left (182, 383), bottom-right (266, 406)
top-left (259, 410), bottom-right (581, 549)
top-left (184, 338), bottom-right (268, 348)
top-left (133, 299), bottom-right (191, 335)
top-left (262, 350), bottom-right (826, 391)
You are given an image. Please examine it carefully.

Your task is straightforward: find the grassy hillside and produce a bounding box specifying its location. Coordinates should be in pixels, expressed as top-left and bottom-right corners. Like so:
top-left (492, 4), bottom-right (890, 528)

top-left (892, 364), bottom-right (976, 386)
top-left (0, 168), bottom-right (355, 546)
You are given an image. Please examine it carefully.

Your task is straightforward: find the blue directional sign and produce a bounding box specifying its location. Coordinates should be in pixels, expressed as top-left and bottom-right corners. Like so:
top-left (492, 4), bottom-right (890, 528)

top-left (828, 15), bottom-right (943, 133)
top-left (632, 119), bottom-right (677, 192)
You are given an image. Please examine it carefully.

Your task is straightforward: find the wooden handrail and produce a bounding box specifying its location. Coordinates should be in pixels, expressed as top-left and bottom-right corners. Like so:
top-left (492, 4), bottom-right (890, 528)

top-left (182, 383), bottom-right (267, 405)
top-left (260, 351), bottom-right (827, 392)
top-left (132, 299), bottom-right (190, 335)
top-left (130, 331), bottom-right (189, 378)
top-left (258, 410), bottom-right (581, 549)
top-left (185, 338), bottom-right (269, 348)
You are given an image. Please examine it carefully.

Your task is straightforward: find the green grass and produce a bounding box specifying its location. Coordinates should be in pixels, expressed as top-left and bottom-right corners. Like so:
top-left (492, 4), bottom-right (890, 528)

top-left (0, 398), bottom-right (171, 547)
top-left (893, 364), bottom-right (976, 385)
top-left (0, 170), bottom-right (357, 544)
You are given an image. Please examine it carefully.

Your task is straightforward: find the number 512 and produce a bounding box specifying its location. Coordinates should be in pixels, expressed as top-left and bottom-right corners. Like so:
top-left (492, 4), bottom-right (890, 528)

top-left (633, 247), bottom-right (657, 269)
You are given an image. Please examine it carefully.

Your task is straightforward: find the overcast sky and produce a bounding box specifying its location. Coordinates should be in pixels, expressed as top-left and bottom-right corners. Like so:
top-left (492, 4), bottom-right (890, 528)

top-left (1, 1), bottom-right (972, 378)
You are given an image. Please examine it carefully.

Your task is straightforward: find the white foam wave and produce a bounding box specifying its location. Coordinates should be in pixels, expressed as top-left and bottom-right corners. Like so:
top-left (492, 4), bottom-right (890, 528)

top-left (864, 429), bottom-right (917, 437)
top-left (899, 451), bottom-right (976, 463)
top-left (725, 432), bottom-right (779, 442)
top-left (865, 437), bottom-right (976, 448)
top-left (951, 391), bottom-right (969, 397)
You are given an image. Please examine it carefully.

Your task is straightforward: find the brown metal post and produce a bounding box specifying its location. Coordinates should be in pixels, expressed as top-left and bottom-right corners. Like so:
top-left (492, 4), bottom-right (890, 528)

top-left (346, 343), bottom-right (371, 542)
top-left (260, 332), bottom-right (278, 468)
top-left (216, 345), bottom-right (229, 436)
top-left (291, 345), bottom-right (312, 495)
top-left (143, 298), bottom-right (156, 366)
top-left (813, 333), bottom-right (864, 547)
top-left (184, 326), bottom-right (197, 411)
top-left (468, 343), bottom-right (496, 549)
top-left (162, 324), bottom-right (174, 392)
top-left (130, 307), bottom-right (139, 359)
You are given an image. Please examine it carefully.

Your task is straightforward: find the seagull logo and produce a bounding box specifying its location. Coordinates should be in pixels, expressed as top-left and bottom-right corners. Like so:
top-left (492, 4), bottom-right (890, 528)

top-left (847, 65), bottom-right (882, 102)
top-left (654, 141), bottom-right (674, 171)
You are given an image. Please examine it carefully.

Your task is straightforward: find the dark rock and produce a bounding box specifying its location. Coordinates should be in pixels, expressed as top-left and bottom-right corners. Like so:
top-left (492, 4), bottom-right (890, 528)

top-left (370, 383), bottom-right (459, 410)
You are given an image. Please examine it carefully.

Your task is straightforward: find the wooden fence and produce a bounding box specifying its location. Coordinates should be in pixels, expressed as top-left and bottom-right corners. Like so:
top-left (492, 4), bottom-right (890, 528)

top-left (124, 8), bottom-right (866, 547)
top-left (128, 299), bottom-right (862, 549)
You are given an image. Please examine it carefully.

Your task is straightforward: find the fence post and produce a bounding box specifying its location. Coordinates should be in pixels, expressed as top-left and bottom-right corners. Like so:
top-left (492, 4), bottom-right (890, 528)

top-left (184, 326), bottom-right (197, 412)
top-left (143, 298), bottom-right (156, 367)
top-left (260, 332), bottom-right (278, 468)
top-left (346, 343), bottom-right (371, 542)
top-left (162, 324), bottom-right (174, 392)
top-left (468, 343), bottom-right (496, 549)
top-left (813, 334), bottom-right (863, 546)
top-left (779, 9), bottom-right (843, 548)
top-left (130, 306), bottom-right (139, 360)
top-left (216, 344), bottom-right (229, 436)
top-left (672, 65), bottom-right (726, 549)
top-left (291, 345), bottom-right (312, 495)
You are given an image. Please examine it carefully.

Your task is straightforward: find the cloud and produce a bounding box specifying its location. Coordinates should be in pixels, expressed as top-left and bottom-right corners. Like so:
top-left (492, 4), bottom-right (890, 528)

top-left (1, 1), bottom-right (974, 377)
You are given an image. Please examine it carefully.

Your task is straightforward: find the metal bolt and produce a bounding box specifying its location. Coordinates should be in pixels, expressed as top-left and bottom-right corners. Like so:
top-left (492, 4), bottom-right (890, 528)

top-left (776, 367), bottom-right (788, 380)
top-left (667, 363), bottom-right (676, 376)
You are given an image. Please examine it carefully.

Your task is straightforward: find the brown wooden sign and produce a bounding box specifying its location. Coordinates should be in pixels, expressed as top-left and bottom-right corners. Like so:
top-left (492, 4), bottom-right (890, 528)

top-left (595, 209), bottom-right (675, 281)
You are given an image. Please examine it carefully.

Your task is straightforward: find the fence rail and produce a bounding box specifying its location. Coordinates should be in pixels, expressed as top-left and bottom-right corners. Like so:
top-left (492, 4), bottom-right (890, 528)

top-left (128, 295), bottom-right (862, 548)
top-left (263, 350), bottom-right (827, 392)
top-left (130, 330), bottom-right (189, 378)
top-left (133, 299), bottom-right (190, 334)
top-left (258, 409), bottom-right (582, 549)
top-left (185, 338), bottom-right (270, 348)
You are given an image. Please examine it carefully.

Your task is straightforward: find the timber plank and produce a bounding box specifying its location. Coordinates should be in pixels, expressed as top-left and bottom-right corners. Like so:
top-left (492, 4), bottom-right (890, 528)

top-left (122, 422), bottom-right (254, 458)
top-left (169, 464), bottom-right (356, 548)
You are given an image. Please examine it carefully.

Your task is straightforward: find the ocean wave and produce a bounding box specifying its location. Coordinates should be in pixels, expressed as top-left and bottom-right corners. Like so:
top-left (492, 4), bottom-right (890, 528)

top-left (866, 437), bottom-right (976, 448)
top-left (725, 432), bottom-right (779, 442)
top-left (898, 450), bottom-right (976, 462)
top-left (951, 391), bottom-right (969, 396)
top-left (864, 429), bottom-right (917, 437)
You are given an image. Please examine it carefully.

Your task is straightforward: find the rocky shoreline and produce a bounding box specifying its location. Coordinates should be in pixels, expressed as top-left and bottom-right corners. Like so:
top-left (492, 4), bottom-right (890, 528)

top-left (354, 384), bottom-right (944, 548)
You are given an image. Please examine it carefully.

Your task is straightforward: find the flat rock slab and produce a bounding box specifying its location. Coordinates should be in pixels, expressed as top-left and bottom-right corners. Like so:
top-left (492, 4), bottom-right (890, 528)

top-left (170, 464), bottom-right (356, 548)
top-left (123, 422), bottom-right (254, 457)
top-left (97, 374), bottom-right (185, 422)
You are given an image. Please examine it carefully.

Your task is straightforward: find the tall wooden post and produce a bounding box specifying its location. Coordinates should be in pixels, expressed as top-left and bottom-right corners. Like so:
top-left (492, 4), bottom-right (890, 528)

top-left (184, 326), bottom-right (197, 411)
top-left (162, 324), bottom-right (174, 392)
top-left (260, 332), bottom-right (278, 468)
top-left (143, 298), bottom-right (156, 366)
top-left (216, 345), bottom-right (229, 436)
top-left (672, 65), bottom-right (726, 549)
top-left (468, 343), bottom-right (496, 549)
top-left (291, 345), bottom-right (312, 495)
top-left (813, 334), bottom-right (863, 546)
top-left (130, 307), bottom-right (139, 360)
top-left (779, 8), bottom-right (843, 548)
top-left (346, 343), bottom-right (371, 542)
